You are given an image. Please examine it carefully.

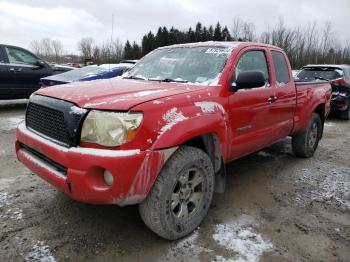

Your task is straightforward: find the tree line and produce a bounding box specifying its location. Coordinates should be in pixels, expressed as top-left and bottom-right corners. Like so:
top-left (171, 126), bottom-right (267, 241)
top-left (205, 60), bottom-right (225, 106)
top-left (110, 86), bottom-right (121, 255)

top-left (29, 18), bottom-right (350, 69)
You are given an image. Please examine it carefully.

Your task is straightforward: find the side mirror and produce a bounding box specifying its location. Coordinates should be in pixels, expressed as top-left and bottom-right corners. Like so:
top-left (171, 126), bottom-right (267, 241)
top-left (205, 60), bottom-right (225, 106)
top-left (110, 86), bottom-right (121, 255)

top-left (36, 60), bottom-right (46, 68)
top-left (231, 70), bottom-right (266, 91)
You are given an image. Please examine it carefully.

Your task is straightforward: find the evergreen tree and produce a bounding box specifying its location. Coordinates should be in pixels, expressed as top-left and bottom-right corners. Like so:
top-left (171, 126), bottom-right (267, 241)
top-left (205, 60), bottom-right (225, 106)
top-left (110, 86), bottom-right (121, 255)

top-left (168, 27), bottom-right (177, 45)
top-left (214, 22), bottom-right (223, 41)
top-left (187, 27), bottom-right (195, 43)
top-left (155, 27), bottom-right (163, 48)
top-left (129, 22), bottom-right (235, 58)
top-left (222, 26), bottom-right (232, 41)
top-left (132, 41), bottom-right (141, 59)
top-left (142, 31), bottom-right (155, 55)
top-left (123, 40), bottom-right (133, 59)
top-left (208, 26), bottom-right (214, 40)
top-left (202, 26), bottom-right (210, 41)
top-left (195, 22), bottom-right (203, 42)
top-left (161, 26), bottom-right (169, 46)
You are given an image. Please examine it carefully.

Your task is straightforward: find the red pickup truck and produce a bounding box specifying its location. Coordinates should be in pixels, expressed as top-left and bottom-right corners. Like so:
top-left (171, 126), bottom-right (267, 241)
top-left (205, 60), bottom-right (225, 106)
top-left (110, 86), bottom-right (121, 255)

top-left (16, 42), bottom-right (331, 240)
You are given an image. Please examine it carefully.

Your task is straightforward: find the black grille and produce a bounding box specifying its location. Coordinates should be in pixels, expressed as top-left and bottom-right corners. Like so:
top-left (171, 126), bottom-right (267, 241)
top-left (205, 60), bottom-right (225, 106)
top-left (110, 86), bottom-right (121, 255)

top-left (27, 103), bottom-right (70, 145)
top-left (26, 95), bottom-right (87, 147)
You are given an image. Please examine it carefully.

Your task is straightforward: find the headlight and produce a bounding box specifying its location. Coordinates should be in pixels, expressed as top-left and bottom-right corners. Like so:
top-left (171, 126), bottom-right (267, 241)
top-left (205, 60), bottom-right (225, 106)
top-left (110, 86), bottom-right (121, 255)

top-left (80, 111), bottom-right (143, 147)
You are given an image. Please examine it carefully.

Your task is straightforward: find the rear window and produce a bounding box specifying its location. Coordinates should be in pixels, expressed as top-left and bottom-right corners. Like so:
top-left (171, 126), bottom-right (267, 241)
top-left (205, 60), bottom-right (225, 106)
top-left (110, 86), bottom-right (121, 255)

top-left (297, 67), bottom-right (343, 81)
top-left (46, 65), bottom-right (111, 82)
top-left (271, 51), bottom-right (290, 84)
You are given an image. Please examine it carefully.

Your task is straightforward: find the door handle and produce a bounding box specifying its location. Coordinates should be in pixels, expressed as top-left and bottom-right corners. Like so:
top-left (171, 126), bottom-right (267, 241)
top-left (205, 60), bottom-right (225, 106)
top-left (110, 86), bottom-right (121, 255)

top-left (9, 68), bottom-right (22, 73)
top-left (267, 96), bottom-right (278, 104)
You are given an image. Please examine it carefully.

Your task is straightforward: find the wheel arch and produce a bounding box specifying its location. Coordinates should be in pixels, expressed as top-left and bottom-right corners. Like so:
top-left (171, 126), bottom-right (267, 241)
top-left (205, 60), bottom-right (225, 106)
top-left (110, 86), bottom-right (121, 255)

top-left (313, 103), bottom-right (325, 138)
top-left (182, 132), bottom-right (223, 173)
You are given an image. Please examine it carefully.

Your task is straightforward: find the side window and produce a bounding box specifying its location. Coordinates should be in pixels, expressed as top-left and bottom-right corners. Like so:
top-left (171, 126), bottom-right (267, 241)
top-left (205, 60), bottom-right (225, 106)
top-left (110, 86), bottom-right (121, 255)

top-left (5, 47), bottom-right (38, 66)
top-left (234, 50), bottom-right (269, 85)
top-left (0, 48), bottom-right (4, 63)
top-left (271, 51), bottom-right (290, 84)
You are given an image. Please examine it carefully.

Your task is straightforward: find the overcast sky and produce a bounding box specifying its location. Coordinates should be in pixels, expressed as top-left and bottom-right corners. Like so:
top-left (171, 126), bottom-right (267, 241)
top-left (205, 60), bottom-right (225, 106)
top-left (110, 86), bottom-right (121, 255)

top-left (1, 0), bottom-right (349, 53)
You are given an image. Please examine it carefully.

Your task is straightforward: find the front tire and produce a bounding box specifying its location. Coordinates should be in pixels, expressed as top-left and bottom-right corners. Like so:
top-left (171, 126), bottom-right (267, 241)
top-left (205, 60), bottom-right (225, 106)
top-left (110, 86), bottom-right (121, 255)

top-left (139, 146), bottom-right (214, 240)
top-left (292, 113), bottom-right (322, 158)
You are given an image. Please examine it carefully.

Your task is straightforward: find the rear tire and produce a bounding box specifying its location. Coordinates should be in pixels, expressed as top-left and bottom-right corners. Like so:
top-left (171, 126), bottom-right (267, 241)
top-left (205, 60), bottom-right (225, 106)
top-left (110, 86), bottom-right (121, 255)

top-left (139, 146), bottom-right (214, 240)
top-left (338, 101), bottom-right (350, 120)
top-left (292, 113), bottom-right (322, 158)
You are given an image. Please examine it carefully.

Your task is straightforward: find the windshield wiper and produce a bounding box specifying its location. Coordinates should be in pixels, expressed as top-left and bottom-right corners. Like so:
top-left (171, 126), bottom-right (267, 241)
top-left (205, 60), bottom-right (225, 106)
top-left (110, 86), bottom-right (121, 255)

top-left (148, 78), bottom-right (188, 83)
top-left (123, 75), bottom-right (147, 80)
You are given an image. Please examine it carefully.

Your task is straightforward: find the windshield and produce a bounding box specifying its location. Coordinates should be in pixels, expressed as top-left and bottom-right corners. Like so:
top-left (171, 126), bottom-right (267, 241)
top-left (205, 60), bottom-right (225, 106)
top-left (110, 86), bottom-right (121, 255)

top-left (298, 67), bottom-right (343, 81)
top-left (125, 46), bottom-right (232, 85)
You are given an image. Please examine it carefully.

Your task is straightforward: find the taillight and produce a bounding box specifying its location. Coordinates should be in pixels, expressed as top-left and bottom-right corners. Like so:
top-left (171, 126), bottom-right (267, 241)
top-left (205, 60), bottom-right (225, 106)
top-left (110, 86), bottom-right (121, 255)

top-left (332, 77), bottom-right (347, 86)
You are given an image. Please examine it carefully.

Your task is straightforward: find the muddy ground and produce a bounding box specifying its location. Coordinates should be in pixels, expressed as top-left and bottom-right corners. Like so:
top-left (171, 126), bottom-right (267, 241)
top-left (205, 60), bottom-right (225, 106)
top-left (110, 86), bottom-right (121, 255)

top-left (0, 99), bottom-right (349, 262)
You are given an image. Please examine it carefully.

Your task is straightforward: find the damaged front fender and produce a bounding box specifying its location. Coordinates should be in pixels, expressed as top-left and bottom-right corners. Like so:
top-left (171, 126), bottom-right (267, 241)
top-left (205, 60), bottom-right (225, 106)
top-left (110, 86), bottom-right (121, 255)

top-left (116, 147), bottom-right (178, 206)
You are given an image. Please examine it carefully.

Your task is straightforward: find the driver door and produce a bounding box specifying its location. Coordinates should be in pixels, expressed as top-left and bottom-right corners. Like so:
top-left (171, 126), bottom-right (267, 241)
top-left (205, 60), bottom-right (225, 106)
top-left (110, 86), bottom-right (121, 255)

top-left (227, 48), bottom-right (276, 160)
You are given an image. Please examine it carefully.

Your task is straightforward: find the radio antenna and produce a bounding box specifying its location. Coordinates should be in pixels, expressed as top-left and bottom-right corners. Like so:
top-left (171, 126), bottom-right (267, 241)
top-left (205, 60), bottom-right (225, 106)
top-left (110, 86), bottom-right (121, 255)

top-left (109, 13), bottom-right (114, 71)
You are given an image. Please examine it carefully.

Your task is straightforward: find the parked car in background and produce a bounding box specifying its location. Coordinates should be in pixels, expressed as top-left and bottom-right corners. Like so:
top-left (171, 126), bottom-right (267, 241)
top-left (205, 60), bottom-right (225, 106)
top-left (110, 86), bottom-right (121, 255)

top-left (40, 63), bottom-right (134, 87)
top-left (297, 64), bottom-right (350, 119)
top-left (49, 63), bottom-right (75, 74)
top-left (66, 63), bottom-right (82, 68)
top-left (292, 70), bottom-right (300, 77)
top-left (0, 44), bottom-right (53, 99)
top-left (120, 60), bottom-right (139, 65)
top-left (16, 41), bottom-right (331, 240)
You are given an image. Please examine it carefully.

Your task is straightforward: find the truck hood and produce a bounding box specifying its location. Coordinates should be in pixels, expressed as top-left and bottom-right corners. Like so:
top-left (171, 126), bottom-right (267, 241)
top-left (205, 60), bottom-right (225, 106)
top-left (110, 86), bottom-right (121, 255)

top-left (36, 78), bottom-right (208, 110)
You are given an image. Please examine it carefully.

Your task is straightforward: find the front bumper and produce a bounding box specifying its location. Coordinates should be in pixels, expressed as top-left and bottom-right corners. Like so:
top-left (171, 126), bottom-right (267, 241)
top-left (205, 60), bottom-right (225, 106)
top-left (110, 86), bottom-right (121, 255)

top-left (16, 123), bottom-right (174, 206)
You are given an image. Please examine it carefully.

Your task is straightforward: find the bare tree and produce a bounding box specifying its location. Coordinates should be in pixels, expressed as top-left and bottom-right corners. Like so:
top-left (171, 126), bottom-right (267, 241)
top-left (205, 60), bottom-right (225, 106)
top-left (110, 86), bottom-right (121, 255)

top-left (78, 37), bottom-right (95, 62)
top-left (40, 38), bottom-right (53, 59)
top-left (29, 40), bottom-right (42, 56)
top-left (29, 38), bottom-right (65, 63)
top-left (230, 16), bottom-right (256, 41)
top-left (321, 22), bottom-right (335, 63)
top-left (231, 17), bottom-right (242, 40)
top-left (52, 39), bottom-right (64, 63)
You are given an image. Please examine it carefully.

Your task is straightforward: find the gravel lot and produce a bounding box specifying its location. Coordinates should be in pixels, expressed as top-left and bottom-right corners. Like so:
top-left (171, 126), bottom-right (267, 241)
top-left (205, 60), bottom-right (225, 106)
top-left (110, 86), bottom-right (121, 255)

top-left (0, 100), bottom-right (349, 262)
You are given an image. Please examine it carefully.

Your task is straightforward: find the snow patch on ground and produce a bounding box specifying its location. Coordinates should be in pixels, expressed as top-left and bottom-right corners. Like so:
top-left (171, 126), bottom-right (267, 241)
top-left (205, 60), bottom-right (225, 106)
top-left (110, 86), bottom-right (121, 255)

top-left (0, 192), bottom-right (9, 208)
top-left (25, 241), bottom-right (56, 262)
top-left (0, 116), bottom-right (24, 131)
top-left (0, 177), bottom-right (15, 190)
top-left (10, 207), bottom-right (23, 220)
top-left (194, 101), bottom-right (225, 114)
top-left (214, 255), bottom-right (235, 262)
top-left (257, 151), bottom-right (273, 158)
top-left (296, 167), bottom-right (350, 209)
top-left (161, 230), bottom-right (210, 261)
top-left (212, 216), bottom-right (273, 262)
top-left (324, 122), bottom-right (335, 127)
top-left (0, 192), bottom-right (23, 221)
top-left (158, 107), bottom-right (188, 137)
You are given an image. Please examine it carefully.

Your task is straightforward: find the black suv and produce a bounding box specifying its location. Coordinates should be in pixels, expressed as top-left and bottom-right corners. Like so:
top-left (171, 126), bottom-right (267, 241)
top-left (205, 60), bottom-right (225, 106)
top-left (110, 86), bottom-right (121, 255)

top-left (298, 64), bottom-right (350, 120)
top-left (0, 44), bottom-right (54, 100)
